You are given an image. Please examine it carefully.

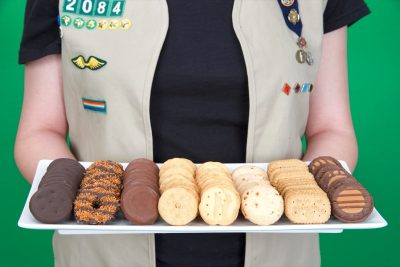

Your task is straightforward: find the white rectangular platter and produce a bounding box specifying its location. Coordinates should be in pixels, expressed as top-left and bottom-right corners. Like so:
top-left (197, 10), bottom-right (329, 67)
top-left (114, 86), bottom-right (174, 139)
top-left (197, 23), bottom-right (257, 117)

top-left (18, 160), bottom-right (387, 235)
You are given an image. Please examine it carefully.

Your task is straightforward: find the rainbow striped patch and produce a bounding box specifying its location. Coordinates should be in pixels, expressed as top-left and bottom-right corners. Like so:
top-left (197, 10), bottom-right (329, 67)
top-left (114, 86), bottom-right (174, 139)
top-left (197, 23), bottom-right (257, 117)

top-left (82, 98), bottom-right (107, 113)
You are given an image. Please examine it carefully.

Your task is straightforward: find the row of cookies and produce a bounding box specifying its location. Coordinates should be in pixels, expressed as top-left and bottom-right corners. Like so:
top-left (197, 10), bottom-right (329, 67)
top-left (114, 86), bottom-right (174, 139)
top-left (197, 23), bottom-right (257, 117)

top-left (232, 165), bottom-right (284, 225)
top-left (30, 157), bottom-right (373, 226)
top-left (196, 162), bottom-right (241, 225)
top-left (158, 158), bottom-right (199, 226)
top-left (268, 159), bottom-right (331, 224)
top-left (309, 156), bottom-right (373, 223)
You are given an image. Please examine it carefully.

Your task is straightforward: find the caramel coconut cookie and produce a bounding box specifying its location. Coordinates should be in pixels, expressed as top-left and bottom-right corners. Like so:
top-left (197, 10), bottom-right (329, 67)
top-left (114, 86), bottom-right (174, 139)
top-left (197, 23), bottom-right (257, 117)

top-left (74, 160), bottom-right (123, 224)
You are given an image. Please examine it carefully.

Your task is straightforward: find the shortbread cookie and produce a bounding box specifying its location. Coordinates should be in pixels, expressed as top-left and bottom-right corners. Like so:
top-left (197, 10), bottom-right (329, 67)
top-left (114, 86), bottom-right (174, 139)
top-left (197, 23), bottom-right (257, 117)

top-left (197, 162), bottom-right (240, 225)
top-left (158, 158), bottom-right (199, 225)
top-left (199, 186), bottom-right (240, 225)
top-left (158, 187), bottom-right (198, 226)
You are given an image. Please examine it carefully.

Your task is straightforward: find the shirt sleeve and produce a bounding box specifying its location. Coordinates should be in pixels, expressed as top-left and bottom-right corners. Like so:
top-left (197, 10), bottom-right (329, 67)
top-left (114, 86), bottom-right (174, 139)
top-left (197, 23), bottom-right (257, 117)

top-left (19, 0), bottom-right (61, 64)
top-left (323, 0), bottom-right (371, 34)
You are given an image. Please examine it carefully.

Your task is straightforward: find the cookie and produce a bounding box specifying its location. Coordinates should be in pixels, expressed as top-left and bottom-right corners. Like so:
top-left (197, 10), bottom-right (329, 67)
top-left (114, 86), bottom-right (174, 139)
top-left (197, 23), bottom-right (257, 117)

top-left (241, 185), bottom-right (284, 225)
top-left (160, 158), bottom-right (196, 176)
top-left (199, 186), bottom-right (240, 225)
top-left (158, 187), bottom-right (198, 226)
top-left (197, 162), bottom-right (240, 225)
top-left (309, 156), bottom-right (374, 223)
top-left (29, 186), bottom-right (74, 224)
top-left (330, 182), bottom-right (374, 223)
top-left (314, 165), bottom-right (342, 182)
top-left (29, 158), bottom-right (85, 224)
top-left (284, 189), bottom-right (331, 224)
top-left (121, 159), bottom-right (160, 225)
top-left (308, 156), bottom-right (342, 176)
top-left (74, 160), bottom-right (124, 224)
top-left (267, 159), bottom-right (332, 224)
top-left (158, 158), bottom-right (199, 225)
top-left (121, 185), bottom-right (159, 225)
top-left (319, 169), bottom-right (348, 191)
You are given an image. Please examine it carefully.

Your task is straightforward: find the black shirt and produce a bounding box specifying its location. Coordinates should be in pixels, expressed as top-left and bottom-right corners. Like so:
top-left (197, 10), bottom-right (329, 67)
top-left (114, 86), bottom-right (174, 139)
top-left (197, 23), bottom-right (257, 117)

top-left (19, 1), bottom-right (370, 266)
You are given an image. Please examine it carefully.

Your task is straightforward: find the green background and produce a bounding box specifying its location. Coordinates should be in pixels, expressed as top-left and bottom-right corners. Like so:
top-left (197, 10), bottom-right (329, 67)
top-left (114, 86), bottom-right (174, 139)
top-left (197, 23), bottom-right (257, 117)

top-left (1, 1), bottom-right (398, 266)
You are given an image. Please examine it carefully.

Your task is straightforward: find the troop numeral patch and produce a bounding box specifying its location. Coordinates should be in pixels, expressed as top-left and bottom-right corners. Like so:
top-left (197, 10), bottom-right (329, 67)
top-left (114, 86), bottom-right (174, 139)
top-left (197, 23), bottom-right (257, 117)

top-left (63, 0), bottom-right (125, 17)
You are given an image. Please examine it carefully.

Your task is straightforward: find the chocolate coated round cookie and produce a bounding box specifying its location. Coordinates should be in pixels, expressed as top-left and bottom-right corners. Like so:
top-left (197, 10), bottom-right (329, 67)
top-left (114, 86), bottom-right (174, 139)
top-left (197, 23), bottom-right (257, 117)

top-left (29, 158), bottom-right (85, 224)
top-left (121, 159), bottom-right (160, 225)
top-left (29, 186), bottom-right (74, 223)
top-left (121, 186), bottom-right (159, 225)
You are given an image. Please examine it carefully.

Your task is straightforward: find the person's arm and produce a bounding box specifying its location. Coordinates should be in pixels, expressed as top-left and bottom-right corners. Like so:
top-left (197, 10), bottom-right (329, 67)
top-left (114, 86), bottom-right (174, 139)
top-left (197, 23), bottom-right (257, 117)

top-left (15, 55), bottom-right (75, 184)
top-left (303, 26), bottom-right (358, 171)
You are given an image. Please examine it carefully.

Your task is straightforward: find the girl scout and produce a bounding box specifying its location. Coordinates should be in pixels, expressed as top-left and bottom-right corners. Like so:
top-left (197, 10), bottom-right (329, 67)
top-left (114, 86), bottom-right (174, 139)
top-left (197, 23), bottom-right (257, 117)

top-left (16, 0), bottom-right (369, 266)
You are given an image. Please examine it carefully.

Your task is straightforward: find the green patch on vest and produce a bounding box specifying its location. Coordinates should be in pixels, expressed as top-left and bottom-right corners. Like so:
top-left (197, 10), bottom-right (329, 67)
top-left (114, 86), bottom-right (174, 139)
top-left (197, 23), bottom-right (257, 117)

top-left (71, 56), bottom-right (107, 70)
top-left (63, 0), bottom-right (125, 17)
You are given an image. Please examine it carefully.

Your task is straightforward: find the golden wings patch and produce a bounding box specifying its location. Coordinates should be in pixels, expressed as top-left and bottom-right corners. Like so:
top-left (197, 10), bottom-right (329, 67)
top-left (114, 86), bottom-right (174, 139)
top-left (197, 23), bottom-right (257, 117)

top-left (71, 56), bottom-right (107, 70)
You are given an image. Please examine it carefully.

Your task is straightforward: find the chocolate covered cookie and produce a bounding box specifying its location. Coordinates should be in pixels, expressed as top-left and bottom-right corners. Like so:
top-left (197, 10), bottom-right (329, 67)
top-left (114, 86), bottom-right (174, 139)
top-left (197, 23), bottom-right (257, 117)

top-left (121, 159), bottom-right (160, 225)
top-left (310, 156), bottom-right (374, 223)
top-left (29, 158), bottom-right (85, 223)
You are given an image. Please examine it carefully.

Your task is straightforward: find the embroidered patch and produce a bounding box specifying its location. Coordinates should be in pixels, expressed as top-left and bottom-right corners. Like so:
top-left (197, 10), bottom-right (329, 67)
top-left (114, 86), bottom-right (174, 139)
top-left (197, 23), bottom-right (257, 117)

top-left (301, 83), bottom-right (309, 93)
top-left (82, 98), bottom-right (107, 113)
top-left (60, 15), bottom-right (72, 26)
top-left (294, 83), bottom-right (301, 93)
top-left (86, 19), bottom-right (97, 30)
top-left (63, 0), bottom-right (126, 17)
top-left (282, 83), bottom-right (291, 95)
top-left (72, 56), bottom-right (107, 70)
top-left (282, 83), bottom-right (314, 95)
top-left (73, 17), bottom-right (85, 29)
top-left (120, 19), bottom-right (132, 30)
top-left (108, 19), bottom-right (120, 30)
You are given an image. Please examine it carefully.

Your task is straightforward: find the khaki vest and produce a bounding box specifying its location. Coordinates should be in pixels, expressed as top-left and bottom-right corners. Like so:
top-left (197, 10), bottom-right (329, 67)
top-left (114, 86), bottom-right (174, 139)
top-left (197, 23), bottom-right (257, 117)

top-left (56, 0), bottom-right (327, 266)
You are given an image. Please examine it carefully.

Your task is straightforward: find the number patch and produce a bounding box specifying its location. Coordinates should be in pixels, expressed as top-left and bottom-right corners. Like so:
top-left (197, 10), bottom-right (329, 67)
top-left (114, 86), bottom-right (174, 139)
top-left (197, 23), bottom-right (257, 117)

top-left (63, 0), bottom-right (125, 17)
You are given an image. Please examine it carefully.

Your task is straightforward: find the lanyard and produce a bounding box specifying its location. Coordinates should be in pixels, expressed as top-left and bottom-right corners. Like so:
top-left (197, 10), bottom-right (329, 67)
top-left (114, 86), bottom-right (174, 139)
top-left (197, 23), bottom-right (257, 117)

top-left (276, 0), bottom-right (313, 65)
